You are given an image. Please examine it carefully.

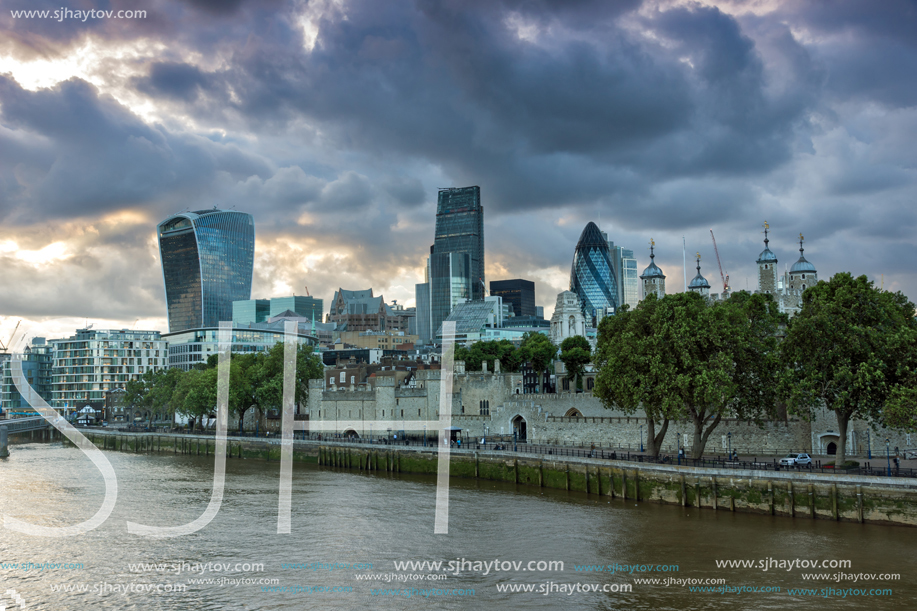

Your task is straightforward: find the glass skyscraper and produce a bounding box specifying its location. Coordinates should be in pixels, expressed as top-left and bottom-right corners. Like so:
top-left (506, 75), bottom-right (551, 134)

top-left (608, 239), bottom-right (640, 310)
top-left (490, 279), bottom-right (536, 318)
top-left (430, 186), bottom-right (484, 341)
top-left (158, 209), bottom-right (255, 332)
top-left (571, 222), bottom-right (617, 326)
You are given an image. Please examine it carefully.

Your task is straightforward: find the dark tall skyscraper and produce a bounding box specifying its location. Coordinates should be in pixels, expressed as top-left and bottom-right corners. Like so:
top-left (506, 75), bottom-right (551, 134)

top-left (570, 221), bottom-right (616, 326)
top-left (430, 186), bottom-right (484, 340)
top-left (158, 209), bottom-right (255, 332)
top-left (490, 279), bottom-right (536, 318)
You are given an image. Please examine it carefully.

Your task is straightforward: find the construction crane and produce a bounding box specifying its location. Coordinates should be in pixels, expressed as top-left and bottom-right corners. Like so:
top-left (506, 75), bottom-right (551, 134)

top-left (709, 229), bottom-right (730, 294)
top-left (304, 286), bottom-right (310, 296)
top-left (0, 320), bottom-right (22, 352)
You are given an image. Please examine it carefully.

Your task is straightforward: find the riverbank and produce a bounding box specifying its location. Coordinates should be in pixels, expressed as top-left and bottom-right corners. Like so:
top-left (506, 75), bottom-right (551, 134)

top-left (64, 430), bottom-right (917, 527)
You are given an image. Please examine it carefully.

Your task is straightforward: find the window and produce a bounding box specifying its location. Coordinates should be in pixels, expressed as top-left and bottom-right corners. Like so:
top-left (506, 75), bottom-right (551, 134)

top-left (340, 371), bottom-right (345, 383)
top-left (418, 409), bottom-right (421, 416)
top-left (351, 376), bottom-right (355, 385)
top-left (401, 410), bottom-right (404, 417)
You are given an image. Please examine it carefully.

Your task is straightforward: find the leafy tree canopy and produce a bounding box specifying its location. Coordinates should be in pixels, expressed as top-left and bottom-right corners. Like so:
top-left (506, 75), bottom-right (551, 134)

top-left (779, 272), bottom-right (917, 465)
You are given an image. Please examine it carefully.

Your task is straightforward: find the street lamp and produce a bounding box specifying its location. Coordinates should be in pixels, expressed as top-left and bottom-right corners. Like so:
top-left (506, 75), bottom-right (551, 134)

top-left (513, 430), bottom-right (517, 453)
top-left (886, 438), bottom-right (891, 477)
top-left (728, 431), bottom-right (732, 460)
top-left (639, 424), bottom-right (644, 453)
top-left (423, 424), bottom-right (427, 448)
top-left (677, 431), bottom-right (681, 465)
top-left (867, 429), bottom-right (872, 459)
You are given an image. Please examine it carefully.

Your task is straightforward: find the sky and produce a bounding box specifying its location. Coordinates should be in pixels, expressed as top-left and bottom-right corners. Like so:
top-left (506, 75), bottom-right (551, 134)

top-left (1, 0), bottom-right (915, 346)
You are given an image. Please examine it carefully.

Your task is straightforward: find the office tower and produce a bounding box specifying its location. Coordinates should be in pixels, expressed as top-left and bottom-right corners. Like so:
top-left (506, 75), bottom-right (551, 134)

top-left (606, 237), bottom-right (640, 310)
top-left (571, 222), bottom-right (617, 326)
top-left (0, 338), bottom-right (53, 415)
top-left (233, 299), bottom-right (270, 324)
top-left (233, 296), bottom-right (324, 325)
top-left (327, 288), bottom-right (408, 332)
top-left (490, 279), bottom-right (536, 318)
top-left (430, 186), bottom-right (484, 341)
top-left (158, 209), bottom-right (255, 333)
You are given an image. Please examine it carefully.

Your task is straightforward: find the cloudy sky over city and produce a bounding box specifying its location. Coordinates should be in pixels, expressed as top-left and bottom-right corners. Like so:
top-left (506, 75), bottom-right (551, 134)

top-left (1, 0), bottom-right (915, 343)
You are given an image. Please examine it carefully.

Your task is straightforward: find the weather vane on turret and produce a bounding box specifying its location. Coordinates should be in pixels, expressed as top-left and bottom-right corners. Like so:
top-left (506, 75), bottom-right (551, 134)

top-left (763, 221), bottom-right (770, 246)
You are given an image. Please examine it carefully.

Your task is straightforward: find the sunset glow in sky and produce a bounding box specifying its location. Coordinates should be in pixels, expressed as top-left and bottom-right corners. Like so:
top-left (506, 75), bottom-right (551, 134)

top-left (2, 0), bottom-right (915, 345)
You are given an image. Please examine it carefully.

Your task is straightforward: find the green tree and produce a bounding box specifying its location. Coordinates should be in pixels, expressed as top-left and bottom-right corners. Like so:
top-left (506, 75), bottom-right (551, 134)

top-left (454, 340), bottom-right (521, 373)
top-left (780, 273), bottom-right (917, 466)
top-left (519, 332), bottom-right (557, 393)
top-left (559, 335), bottom-right (591, 391)
top-left (123, 370), bottom-right (155, 423)
top-left (595, 291), bottom-right (783, 459)
top-left (172, 368), bottom-right (217, 431)
top-left (594, 294), bottom-right (675, 456)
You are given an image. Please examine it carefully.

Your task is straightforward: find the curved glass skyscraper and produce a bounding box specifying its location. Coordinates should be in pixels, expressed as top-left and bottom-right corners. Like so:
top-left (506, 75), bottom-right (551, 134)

top-left (158, 209), bottom-right (255, 332)
top-left (570, 221), bottom-right (617, 325)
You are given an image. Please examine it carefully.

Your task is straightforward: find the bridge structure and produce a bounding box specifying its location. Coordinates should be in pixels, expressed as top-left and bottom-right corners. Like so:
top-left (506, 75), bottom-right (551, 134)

top-left (1, 415), bottom-right (51, 435)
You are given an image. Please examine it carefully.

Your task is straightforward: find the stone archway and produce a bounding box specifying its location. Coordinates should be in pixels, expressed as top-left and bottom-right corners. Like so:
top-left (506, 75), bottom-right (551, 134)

top-left (818, 433), bottom-right (840, 455)
top-left (343, 429), bottom-right (360, 439)
top-left (564, 408), bottom-right (583, 417)
top-left (512, 415), bottom-right (527, 442)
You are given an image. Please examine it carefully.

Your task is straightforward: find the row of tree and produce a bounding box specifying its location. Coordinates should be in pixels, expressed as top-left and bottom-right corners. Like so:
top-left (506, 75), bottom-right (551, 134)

top-left (593, 273), bottom-right (917, 465)
top-left (123, 343), bottom-right (324, 431)
top-left (452, 332), bottom-right (591, 393)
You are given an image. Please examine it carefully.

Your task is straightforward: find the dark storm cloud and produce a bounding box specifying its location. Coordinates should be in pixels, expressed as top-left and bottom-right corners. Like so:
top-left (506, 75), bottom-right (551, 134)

top-left (128, 0), bottom-right (823, 230)
top-left (134, 61), bottom-right (213, 101)
top-left (0, 76), bottom-right (271, 222)
top-left (2, 0), bottom-right (917, 323)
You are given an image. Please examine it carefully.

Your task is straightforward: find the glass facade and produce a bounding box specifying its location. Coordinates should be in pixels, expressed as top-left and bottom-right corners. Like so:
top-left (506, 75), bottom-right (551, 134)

top-left (430, 186), bottom-right (483, 342)
top-left (165, 326), bottom-right (317, 371)
top-left (490, 279), bottom-right (536, 318)
top-left (608, 239), bottom-right (640, 310)
top-left (415, 282), bottom-right (431, 345)
top-left (0, 339), bottom-right (53, 415)
top-left (269, 296), bottom-right (323, 321)
top-left (233, 299), bottom-right (270, 324)
top-left (571, 222), bottom-right (617, 326)
top-left (431, 251), bottom-right (471, 340)
top-left (158, 210), bottom-right (255, 333)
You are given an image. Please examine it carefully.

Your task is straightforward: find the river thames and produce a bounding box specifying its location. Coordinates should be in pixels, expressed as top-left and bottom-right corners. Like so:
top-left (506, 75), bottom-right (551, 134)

top-left (1, 442), bottom-right (914, 610)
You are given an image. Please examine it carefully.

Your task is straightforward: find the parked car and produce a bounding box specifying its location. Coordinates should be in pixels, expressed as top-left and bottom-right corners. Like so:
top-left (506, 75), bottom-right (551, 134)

top-left (780, 453), bottom-right (812, 467)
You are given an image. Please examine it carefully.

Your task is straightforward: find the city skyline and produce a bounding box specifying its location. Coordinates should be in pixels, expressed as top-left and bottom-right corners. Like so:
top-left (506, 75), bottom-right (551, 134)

top-left (1, 1), bottom-right (915, 343)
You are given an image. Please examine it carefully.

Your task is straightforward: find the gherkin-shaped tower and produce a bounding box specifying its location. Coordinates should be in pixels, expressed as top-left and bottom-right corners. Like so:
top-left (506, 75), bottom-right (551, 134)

top-left (570, 222), bottom-right (617, 325)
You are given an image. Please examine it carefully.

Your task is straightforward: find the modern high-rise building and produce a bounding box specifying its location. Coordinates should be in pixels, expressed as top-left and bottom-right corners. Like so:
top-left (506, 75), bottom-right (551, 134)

top-left (0, 338), bottom-right (53, 416)
top-left (490, 279), bottom-right (536, 318)
top-left (606, 237), bottom-right (640, 310)
top-left (158, 209), bottom-right (255, 333)
top-left (233, 296), bottom-right (323, 325)
top-left (50, 329), bottom-right (167, 408)
top-left (571, 222), bottom-right (617, 326)
top-left (430, 186), bottom-right (484, 342)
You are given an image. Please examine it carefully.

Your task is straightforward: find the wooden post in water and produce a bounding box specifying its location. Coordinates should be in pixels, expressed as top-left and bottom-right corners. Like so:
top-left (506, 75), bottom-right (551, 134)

top-left (856, 485), bottom-right (864, 523)
top-left (0, 425), bottom-right (9, 458)
top-left (831, 484), bottom-right (838, 521)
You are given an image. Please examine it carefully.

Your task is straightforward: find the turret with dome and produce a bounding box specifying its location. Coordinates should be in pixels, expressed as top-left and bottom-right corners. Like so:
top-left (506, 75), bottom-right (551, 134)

top-left (687, 253), bottom-right (711, 297)
top-left (640, 239), bottom-right (666, 299)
